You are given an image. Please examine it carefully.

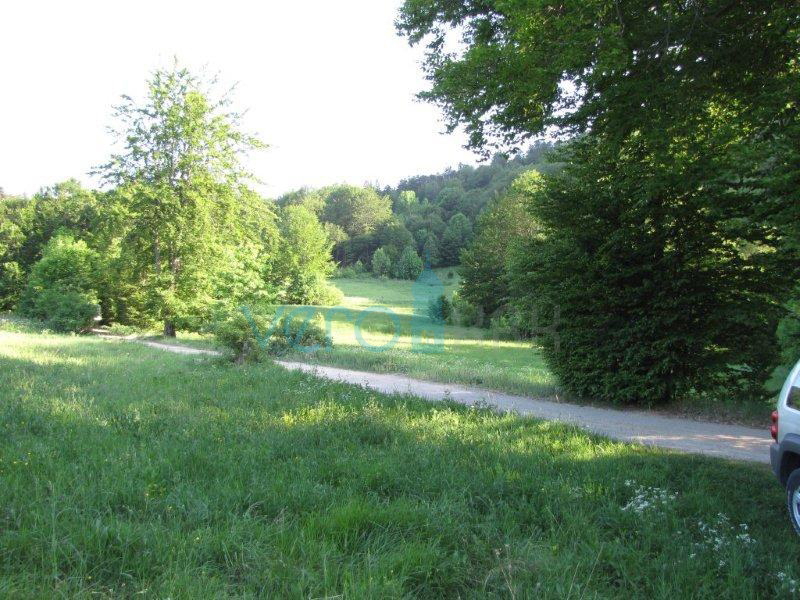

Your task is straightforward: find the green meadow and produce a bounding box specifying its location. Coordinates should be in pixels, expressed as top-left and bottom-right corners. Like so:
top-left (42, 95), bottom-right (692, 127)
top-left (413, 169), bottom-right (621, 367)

top-left (280, 272), bottom-right (557, 399)
top-left (1, 319), bottom-right (798, 597)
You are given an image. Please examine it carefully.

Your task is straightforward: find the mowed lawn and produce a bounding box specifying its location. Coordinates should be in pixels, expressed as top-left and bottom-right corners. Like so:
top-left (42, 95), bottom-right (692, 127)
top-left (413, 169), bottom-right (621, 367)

top-left (1, 323), bottom-right (799, 597)
top-left (280, 274), bottom-right (557, 399)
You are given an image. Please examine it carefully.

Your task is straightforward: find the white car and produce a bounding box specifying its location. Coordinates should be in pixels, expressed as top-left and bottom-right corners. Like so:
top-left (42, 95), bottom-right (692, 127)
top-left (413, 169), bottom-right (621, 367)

top-left (771, 358), bottom-right (800, 534)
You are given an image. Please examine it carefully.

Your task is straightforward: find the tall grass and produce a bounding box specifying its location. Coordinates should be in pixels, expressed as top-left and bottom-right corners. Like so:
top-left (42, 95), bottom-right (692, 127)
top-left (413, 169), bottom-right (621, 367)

top-left (1, 327), bottom-right (798, 596)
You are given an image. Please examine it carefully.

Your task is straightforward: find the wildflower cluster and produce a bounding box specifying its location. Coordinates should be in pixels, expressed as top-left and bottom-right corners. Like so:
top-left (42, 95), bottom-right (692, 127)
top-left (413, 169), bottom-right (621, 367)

top-left (690, 513), bottom-right (756, 568)
top-left (776, 572), bottom-right (799, 596)
top-left (621, 480), bottom-right (678, 515)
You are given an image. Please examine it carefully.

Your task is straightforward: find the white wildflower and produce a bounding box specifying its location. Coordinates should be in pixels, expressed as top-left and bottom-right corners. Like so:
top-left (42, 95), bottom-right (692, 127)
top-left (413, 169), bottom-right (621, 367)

top-left (621, 485), bottom-right (678, 515)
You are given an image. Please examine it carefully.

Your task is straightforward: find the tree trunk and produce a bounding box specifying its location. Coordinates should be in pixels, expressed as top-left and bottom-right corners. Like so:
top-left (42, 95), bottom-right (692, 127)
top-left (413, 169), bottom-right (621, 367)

top-left (163, 321), bottom-right (176, 338)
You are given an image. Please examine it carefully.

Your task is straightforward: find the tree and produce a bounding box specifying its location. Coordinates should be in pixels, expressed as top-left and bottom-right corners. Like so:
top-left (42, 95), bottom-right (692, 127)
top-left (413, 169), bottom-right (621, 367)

top-left (211, 188), bottom-right (282, 315)
top-left (440, 213), bottom-right (472, 266)
top-left (96, 64), bottom-right (265, 336)
top-left (398, 0), bottom-right (799, 404)
top-left (460, 170), bottom-right (542, 317)
top-left (397, 1), bottom-right (797, 153)
top-left (394, 190), bottom-right (418, 214)
top-left (394, 245), bottom-right (423, 280)
top-left (274, 205), bottom-right (337, 305)
top-left (435, 181), bottom-right (465, 220)
top-left (14, 180), bottom-right (100, 273)
top-left (0, 195), bottom-right (28, 309)
top-left (321, 185), bottom-right (392, 237)
top-left (376, 218), bottom-right (415, 263)
top-left (371, 247), bottom-right (392, 277)
top-left (19, 234), bottom-right (99, 332)
top-left (507, 137), bottom-right (783, 405)
top-left (422, 232), bottom-right (440, 267)
top-left (277, 187), bottom-right (326, 215)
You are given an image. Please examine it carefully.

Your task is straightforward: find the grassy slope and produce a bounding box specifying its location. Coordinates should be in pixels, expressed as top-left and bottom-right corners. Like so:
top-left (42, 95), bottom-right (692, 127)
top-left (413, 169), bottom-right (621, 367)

top-left (281, 276), bottom-right (774, 425)
top-left (1, 324), bottom-right (799, 597)
top-left (285, 274), bottom-right (558, 399)
top-left (88, 271), bottom-right (775, 424)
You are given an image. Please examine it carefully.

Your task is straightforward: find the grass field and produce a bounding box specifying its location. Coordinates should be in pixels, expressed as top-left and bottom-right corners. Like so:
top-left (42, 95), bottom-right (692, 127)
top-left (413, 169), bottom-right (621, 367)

top-left (1, 320), bottom-right (799, 597)
top-left (283, 273), bottom-right (558, 400)
top-left (271, 275), bottom-right (772, 425)
top-left (115, 273), bottom-right (776, 426)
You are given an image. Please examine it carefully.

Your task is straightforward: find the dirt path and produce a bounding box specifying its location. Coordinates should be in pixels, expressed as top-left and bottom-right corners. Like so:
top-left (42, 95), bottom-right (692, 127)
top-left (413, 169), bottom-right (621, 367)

top-left (94, 334), bottom-right (773, 464)
top-left (94, 333), bottom-right (221, 356)
top-left (276, 362), bottom-right (772, 464)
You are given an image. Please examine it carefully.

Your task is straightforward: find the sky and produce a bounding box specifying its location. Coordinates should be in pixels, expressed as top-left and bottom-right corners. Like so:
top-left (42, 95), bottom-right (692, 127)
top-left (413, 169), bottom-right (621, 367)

top-left (0, 0), bottom-right (479, 198)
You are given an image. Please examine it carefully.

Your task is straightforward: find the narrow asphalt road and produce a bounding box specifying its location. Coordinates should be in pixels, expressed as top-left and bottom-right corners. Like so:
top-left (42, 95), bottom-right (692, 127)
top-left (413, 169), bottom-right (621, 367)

top-left (95, 335), bottom-right (773, 464)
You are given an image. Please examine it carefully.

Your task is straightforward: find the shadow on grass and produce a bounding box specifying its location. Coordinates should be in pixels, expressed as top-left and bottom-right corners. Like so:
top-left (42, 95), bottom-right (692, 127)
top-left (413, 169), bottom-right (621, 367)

top-left (0, 335), bottom-right (797, 597)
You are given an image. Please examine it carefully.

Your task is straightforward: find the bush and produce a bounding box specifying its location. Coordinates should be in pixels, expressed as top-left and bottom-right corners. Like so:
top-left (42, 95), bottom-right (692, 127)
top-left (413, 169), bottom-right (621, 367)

top-left (427, 294), bottom-right (453, 324)
top-left (371, 247), bottom-right (392, 277)
top-left (394, 245), bottom-right (423, 280)
top-left (487, 311), bottom-right (526, 341)
top-left (336, 260), bottom-right (366, 278)
top-left (450, 291), bottom-right (482, 327)
top-left (265, 312), bottom-right (332, 356)
top-left (210, 309), bottom-right (332, 363)
top-left (507, 138), bottom-right (782, 405)
top-left (35, 289), bottom-right (99, 333)
top-left (19, 234), bottom-right (99, 333)
top-left (306, 279), bottom-right (344, 306)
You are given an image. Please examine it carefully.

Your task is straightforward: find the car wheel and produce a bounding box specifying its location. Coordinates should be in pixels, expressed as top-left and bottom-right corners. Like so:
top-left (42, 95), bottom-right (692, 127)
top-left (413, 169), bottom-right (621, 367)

top-left (787, 469), bottom-right (800, 535)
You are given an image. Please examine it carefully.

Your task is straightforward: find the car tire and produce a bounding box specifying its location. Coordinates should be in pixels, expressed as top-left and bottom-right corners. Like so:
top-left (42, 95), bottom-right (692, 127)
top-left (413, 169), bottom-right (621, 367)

top-left (787, 469), bottom-right (800, 536)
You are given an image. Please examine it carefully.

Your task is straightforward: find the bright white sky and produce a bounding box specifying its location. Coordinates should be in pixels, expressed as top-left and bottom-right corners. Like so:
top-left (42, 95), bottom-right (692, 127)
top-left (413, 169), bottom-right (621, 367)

top-left (0, 0), bottom-right (479, 198)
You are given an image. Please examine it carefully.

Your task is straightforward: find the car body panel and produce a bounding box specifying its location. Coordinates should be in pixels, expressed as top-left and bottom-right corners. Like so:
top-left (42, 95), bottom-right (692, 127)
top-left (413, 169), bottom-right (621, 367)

top-left (771, 358), bottom-right (800, 486)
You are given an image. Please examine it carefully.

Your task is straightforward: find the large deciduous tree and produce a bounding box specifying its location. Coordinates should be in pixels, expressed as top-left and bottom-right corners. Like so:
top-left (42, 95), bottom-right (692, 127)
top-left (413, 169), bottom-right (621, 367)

top-left (274, 205), bottom-right (338, 305)
top-left (440, 212), bottom-right (472, 266)
top-left (398, 0), bottom-right (800, 404)
top-left (460, 170), bottom-right (542, 317)
top-left (397, 1), bottom-right (798, 153)
top-left (321, 185), bottom-right (392, 238)
top-left (97, 65), bottom-right (265, 336)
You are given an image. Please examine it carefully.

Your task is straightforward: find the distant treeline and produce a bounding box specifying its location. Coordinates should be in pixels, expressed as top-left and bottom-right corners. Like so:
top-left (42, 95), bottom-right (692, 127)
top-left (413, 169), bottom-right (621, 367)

top-left (276, 141), bottom-right (558, 277)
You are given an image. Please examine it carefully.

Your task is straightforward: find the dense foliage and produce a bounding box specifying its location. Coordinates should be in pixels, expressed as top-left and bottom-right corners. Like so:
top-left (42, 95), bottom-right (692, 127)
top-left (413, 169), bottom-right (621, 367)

top-left (19, 234), bottom-right (99, 332)
top-left (277, 143), bottom-right (556, 277)
top-left (210, 309), bottom-right (332, 363)
top-left (459, 171), bottom-right (542, 318)
top-left (394, 244), bottom-right (424, 280)
top-left (0, 67), bottom-right (338, 334)
top-left (401, 0), bottom-right (800, 404)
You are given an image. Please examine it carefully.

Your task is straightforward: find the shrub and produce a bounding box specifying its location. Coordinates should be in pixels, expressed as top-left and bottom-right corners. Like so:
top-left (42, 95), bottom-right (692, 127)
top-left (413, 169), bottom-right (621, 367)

top-left (19, 234), bottom-right (99, 333)
top-left (306, 279), bottom-right (344, 306)
top-left (210, 309), bottom-right (332, 363)
top-left (507, 138), bottom-right (782, 405)
top-left (265, 313), bottom-right (332, 356)
top-left (371, 247), bottom-right (392, 277)
top-left (450, 291), bottom-right (482, 327)
top-left (427, 294), bottom-right (453, 323)
top-left (336, 260), bottom-right (366, 278)
top-left (394, 245), bottom-right (423, 280)
top-left (35, 289), bottom-right (99, 333)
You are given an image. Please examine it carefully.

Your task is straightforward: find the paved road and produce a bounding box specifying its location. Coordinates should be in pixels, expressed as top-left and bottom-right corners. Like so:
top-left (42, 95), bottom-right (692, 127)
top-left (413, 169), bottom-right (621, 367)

top-left (94, 335), bottom-right (773, 464)
top-left (277, 361), bottom-right (773, 464)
